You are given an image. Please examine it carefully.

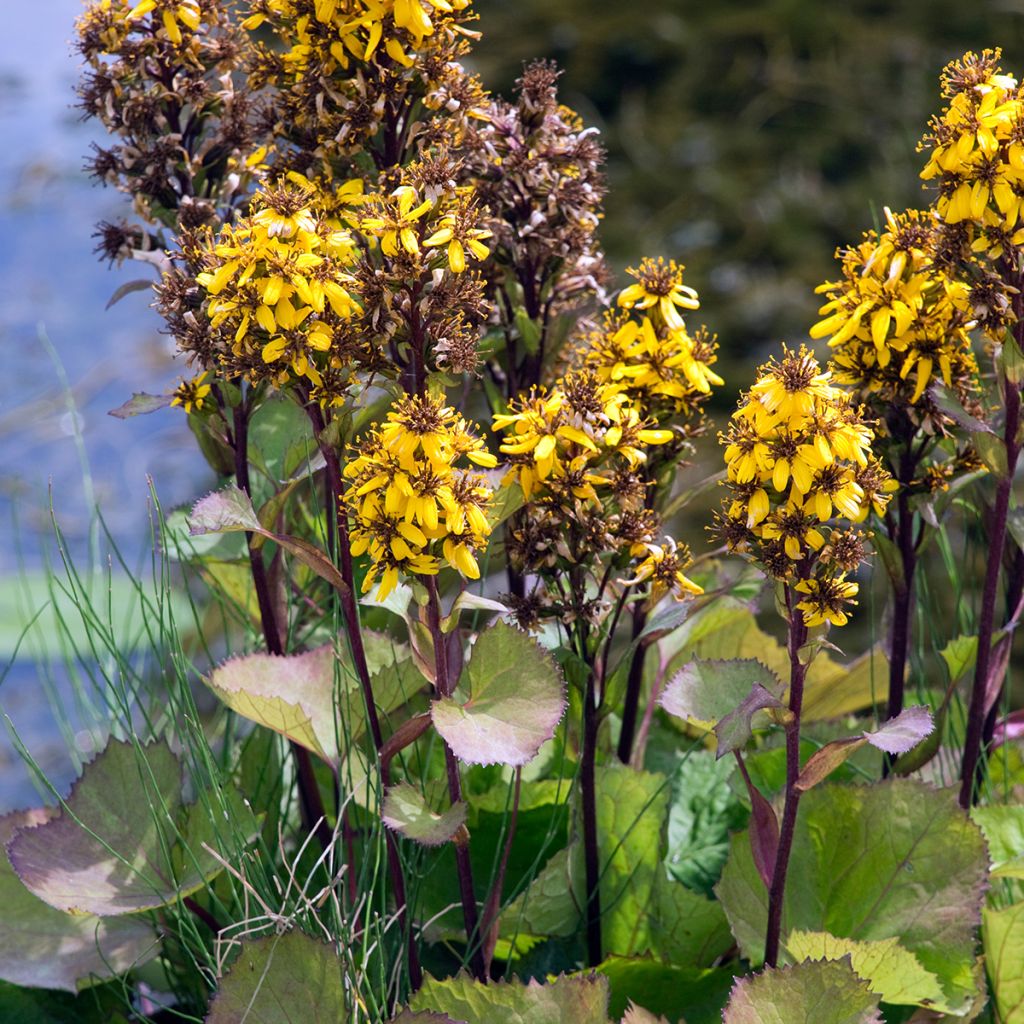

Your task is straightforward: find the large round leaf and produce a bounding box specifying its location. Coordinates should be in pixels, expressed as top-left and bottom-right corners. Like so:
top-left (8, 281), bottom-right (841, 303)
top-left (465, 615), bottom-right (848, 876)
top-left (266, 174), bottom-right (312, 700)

top-left (431, 622), bottom-right (566, 767)
top-left (0, 809), bottom-right (156, 991)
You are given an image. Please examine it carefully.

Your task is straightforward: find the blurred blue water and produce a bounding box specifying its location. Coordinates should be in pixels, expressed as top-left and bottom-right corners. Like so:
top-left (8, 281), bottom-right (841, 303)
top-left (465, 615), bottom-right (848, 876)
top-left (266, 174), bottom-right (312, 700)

top-left (0, 3), bottom-right (213, 809)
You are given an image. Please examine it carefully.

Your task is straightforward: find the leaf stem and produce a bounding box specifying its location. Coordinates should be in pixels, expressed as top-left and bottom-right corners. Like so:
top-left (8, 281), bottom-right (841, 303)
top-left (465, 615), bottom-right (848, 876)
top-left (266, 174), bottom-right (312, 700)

top-left (616, 600), bottom-right (649, 764)
top-left (764, 585), bottom-right (808, 968)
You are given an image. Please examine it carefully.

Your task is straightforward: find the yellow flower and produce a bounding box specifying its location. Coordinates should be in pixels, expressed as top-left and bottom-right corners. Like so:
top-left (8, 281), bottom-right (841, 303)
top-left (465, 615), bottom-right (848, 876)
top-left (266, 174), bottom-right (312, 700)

top-left (618, 256), bottom-right (699, 332)
top-left (623, 537), bottom-right (703, 605)
top-left (170, 372), bottom-right (211, 414)
top-left (719, 345), bottom-right (890, 602)
top-left (795, 574), bottom-right (859, 628)
top-left (360, 185), bottom-right (433, 257)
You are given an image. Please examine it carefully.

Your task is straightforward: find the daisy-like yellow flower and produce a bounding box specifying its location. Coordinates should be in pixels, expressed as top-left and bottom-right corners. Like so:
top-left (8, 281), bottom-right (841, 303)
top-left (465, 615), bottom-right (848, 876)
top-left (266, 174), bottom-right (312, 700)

top-left (125, 0), bottom-right (201, 45)
top-left (423, 210), bottom-right (492, 273)
top-left (170, 372), bottom-right (211, 414)
top-left (492, 372), bottom-right (672, 502)
top-left (794, 574), bottom-right (859, 628)
top-left (360, 185), bottom-right (433, 257)
top-left (810, 207), bottom-right (979, 408)
top-left (920, 50), bottom-right (1024, 247)
top-left (344, 394), bottom-right (494, 599)
top-left (580, 313), bottom-right (723, 416)
top-left (622, 537), bottom-right (703, 604)
top-left (618, 257), bottom-right (700, 332)
top-left (718, 346), bottom-right (890, 620)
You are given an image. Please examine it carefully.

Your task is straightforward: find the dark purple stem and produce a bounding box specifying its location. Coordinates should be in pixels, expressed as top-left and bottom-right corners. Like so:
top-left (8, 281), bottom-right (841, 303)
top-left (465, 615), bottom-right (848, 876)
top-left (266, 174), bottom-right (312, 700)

top-left (764, 587), bottom-right (808, 968)
top-left (425, 577), bottom-right (487, 981)
top-left (616, 601), bottom-right (649, 764)
top-left (883, 451), bottom-right (918, 776)
top-left (581, 662), bottom-right (603, 966)
top-left (960, 373), bottom-right (1021, 808)
top-left (232, 403), bottom-right (332, 853)
top-left (305, 402), bottom-right (421, 989)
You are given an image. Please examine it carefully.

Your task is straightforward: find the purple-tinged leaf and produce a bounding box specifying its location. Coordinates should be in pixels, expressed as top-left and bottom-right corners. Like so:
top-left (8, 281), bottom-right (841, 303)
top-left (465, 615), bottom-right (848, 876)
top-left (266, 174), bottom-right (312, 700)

top-left (734, 752), bottom-right (778, 890)
top-left (0, 808), bottom-right (156, 991)
top-left (206, 637), bottom-right (421, 765)
top-left (7, 738), bottom-right (254, 916)
top-left (992, 708), bottom-right (1024, 748)
top-left (661, 659), bottom-right (783, 756)
top-left (105, 278), bottom-right (154, 310)
top-left (431, 622), bottom-right (566, 767)
top-left (390, 1013), bottom-right (461, 1024)
top-left (864, 705), bottom-right (934, 755)
top-left (108, 392), bottom-right (173, 419)
top-left (189, 485), bottom-right (348, 594)
top-left (795, 706), bottom-right (934, 793)
top-left (382, 783), bottom-right (467, 847)
top-left (714, 683), bottom-right (786, 759)
top-left (723, 959), bottom-right (882, 1023)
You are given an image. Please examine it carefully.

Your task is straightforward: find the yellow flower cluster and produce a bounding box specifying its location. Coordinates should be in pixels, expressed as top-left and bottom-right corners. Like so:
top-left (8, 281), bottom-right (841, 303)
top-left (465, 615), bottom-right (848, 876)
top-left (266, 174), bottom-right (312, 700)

top-left (359, 185), bottom-right (491, 272)
top-left (619, 257), bottom-right (700, 331)
top-left (720, 346), bottom-right (894, 628)
top-left (194, 182), bottom-right (362, 388)
top-left (344, 394), bottom-right (495, 599)
top-left (581, 313), bottom-right (723, 420)
top-left (245, 0), bottom-right (473, 76)
top-left (493, 374), bottom-right (673, 502)
top-left (920, 50), bottom-right (1024, 254)
top-left (493, 371), bottom-right (702, 601)
top-left (811, 207), bottom-right (979, 406)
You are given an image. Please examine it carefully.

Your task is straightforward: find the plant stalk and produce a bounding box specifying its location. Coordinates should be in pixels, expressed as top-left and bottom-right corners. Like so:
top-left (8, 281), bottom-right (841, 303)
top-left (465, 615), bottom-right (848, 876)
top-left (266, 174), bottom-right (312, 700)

top-left (305, 401), bottom-right (421, 988)
top-left (616, 601), bottom-right (648, 764)
top-left (581, 663), bottom-right (603, 966)
top-left (425, 577), bottom-right (487, 981)
top-left (763, 587), bottom-right (808, 968)
top-left (959, 372), bottom-right (1021, 807)
top-left (883, 453), bottom-right (918, 776)
top-left (232, 403), bottom-right (333, 853)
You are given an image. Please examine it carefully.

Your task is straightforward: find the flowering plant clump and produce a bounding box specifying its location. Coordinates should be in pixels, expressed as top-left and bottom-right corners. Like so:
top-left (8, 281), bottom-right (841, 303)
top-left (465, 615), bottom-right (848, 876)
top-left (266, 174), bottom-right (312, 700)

top-left (41, 5), bottom-right (1014, 1021)
top-left (720, 345), bottom-right (892, 627)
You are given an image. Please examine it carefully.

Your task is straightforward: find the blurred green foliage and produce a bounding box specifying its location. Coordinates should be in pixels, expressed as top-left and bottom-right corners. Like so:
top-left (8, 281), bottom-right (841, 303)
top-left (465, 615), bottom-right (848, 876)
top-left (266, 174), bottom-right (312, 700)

top-left (472, 0), bottom-right (1024, 375)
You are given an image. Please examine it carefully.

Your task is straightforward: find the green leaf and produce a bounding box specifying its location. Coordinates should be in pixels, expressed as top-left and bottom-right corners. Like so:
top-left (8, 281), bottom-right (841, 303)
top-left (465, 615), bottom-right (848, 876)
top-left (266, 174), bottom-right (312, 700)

top-left (205, 931), bottom-right (345, 1024)
top-left (382, 783), bottom-right (467, 846)
top-left (409, 972), bottom-right (610, 1023)
top-left (0, 981), bottom-right (126, 1024)
top-left (646, 873), bottom-right (734, 967)
top-left (663, 749), bottom-right (747, 897)
top-left (667, 599), bottom-right (887, 723)
top-left (593, 764), bottom-right (671, 957)
top-left (793, 707), bottom-right (934, 793)
top-left (248, 394), bottom-right (315, 484)
top-left (7, 738), bottom-right (254, 916)
top-left (929, 384), bottom-right (994, 435)
top-left (660, 659), bottom-right (783, 755)
top-left (389, 1012), bottom-right (460, 1024)
top-left (983, 900), bottom-right (1024, 1024)
top-left (108, 391), bottom-right (172, 419)
top-left (105, 278), bottom-right (154, 310)
top-left (206, 638), bottom-right (419, 765)
top-left (723, 959), bottom-right (882, 1024)
top-left (595, 957), bottom-right (736, 1024)
top-left (0, 809), bottom-right (156, 991)
top-left (716, 780), bottom-right (987, 1013)
top-left (784, 931), bottom-right (947, 1010)
top-left (189, 485), bottom-right (349, 594)
top-left (941, 635), bottom-right (977, 683)
top-left (432, 622), bottom-right (566, 767)
top-left (972, 805), bottom-right (1024, 879)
